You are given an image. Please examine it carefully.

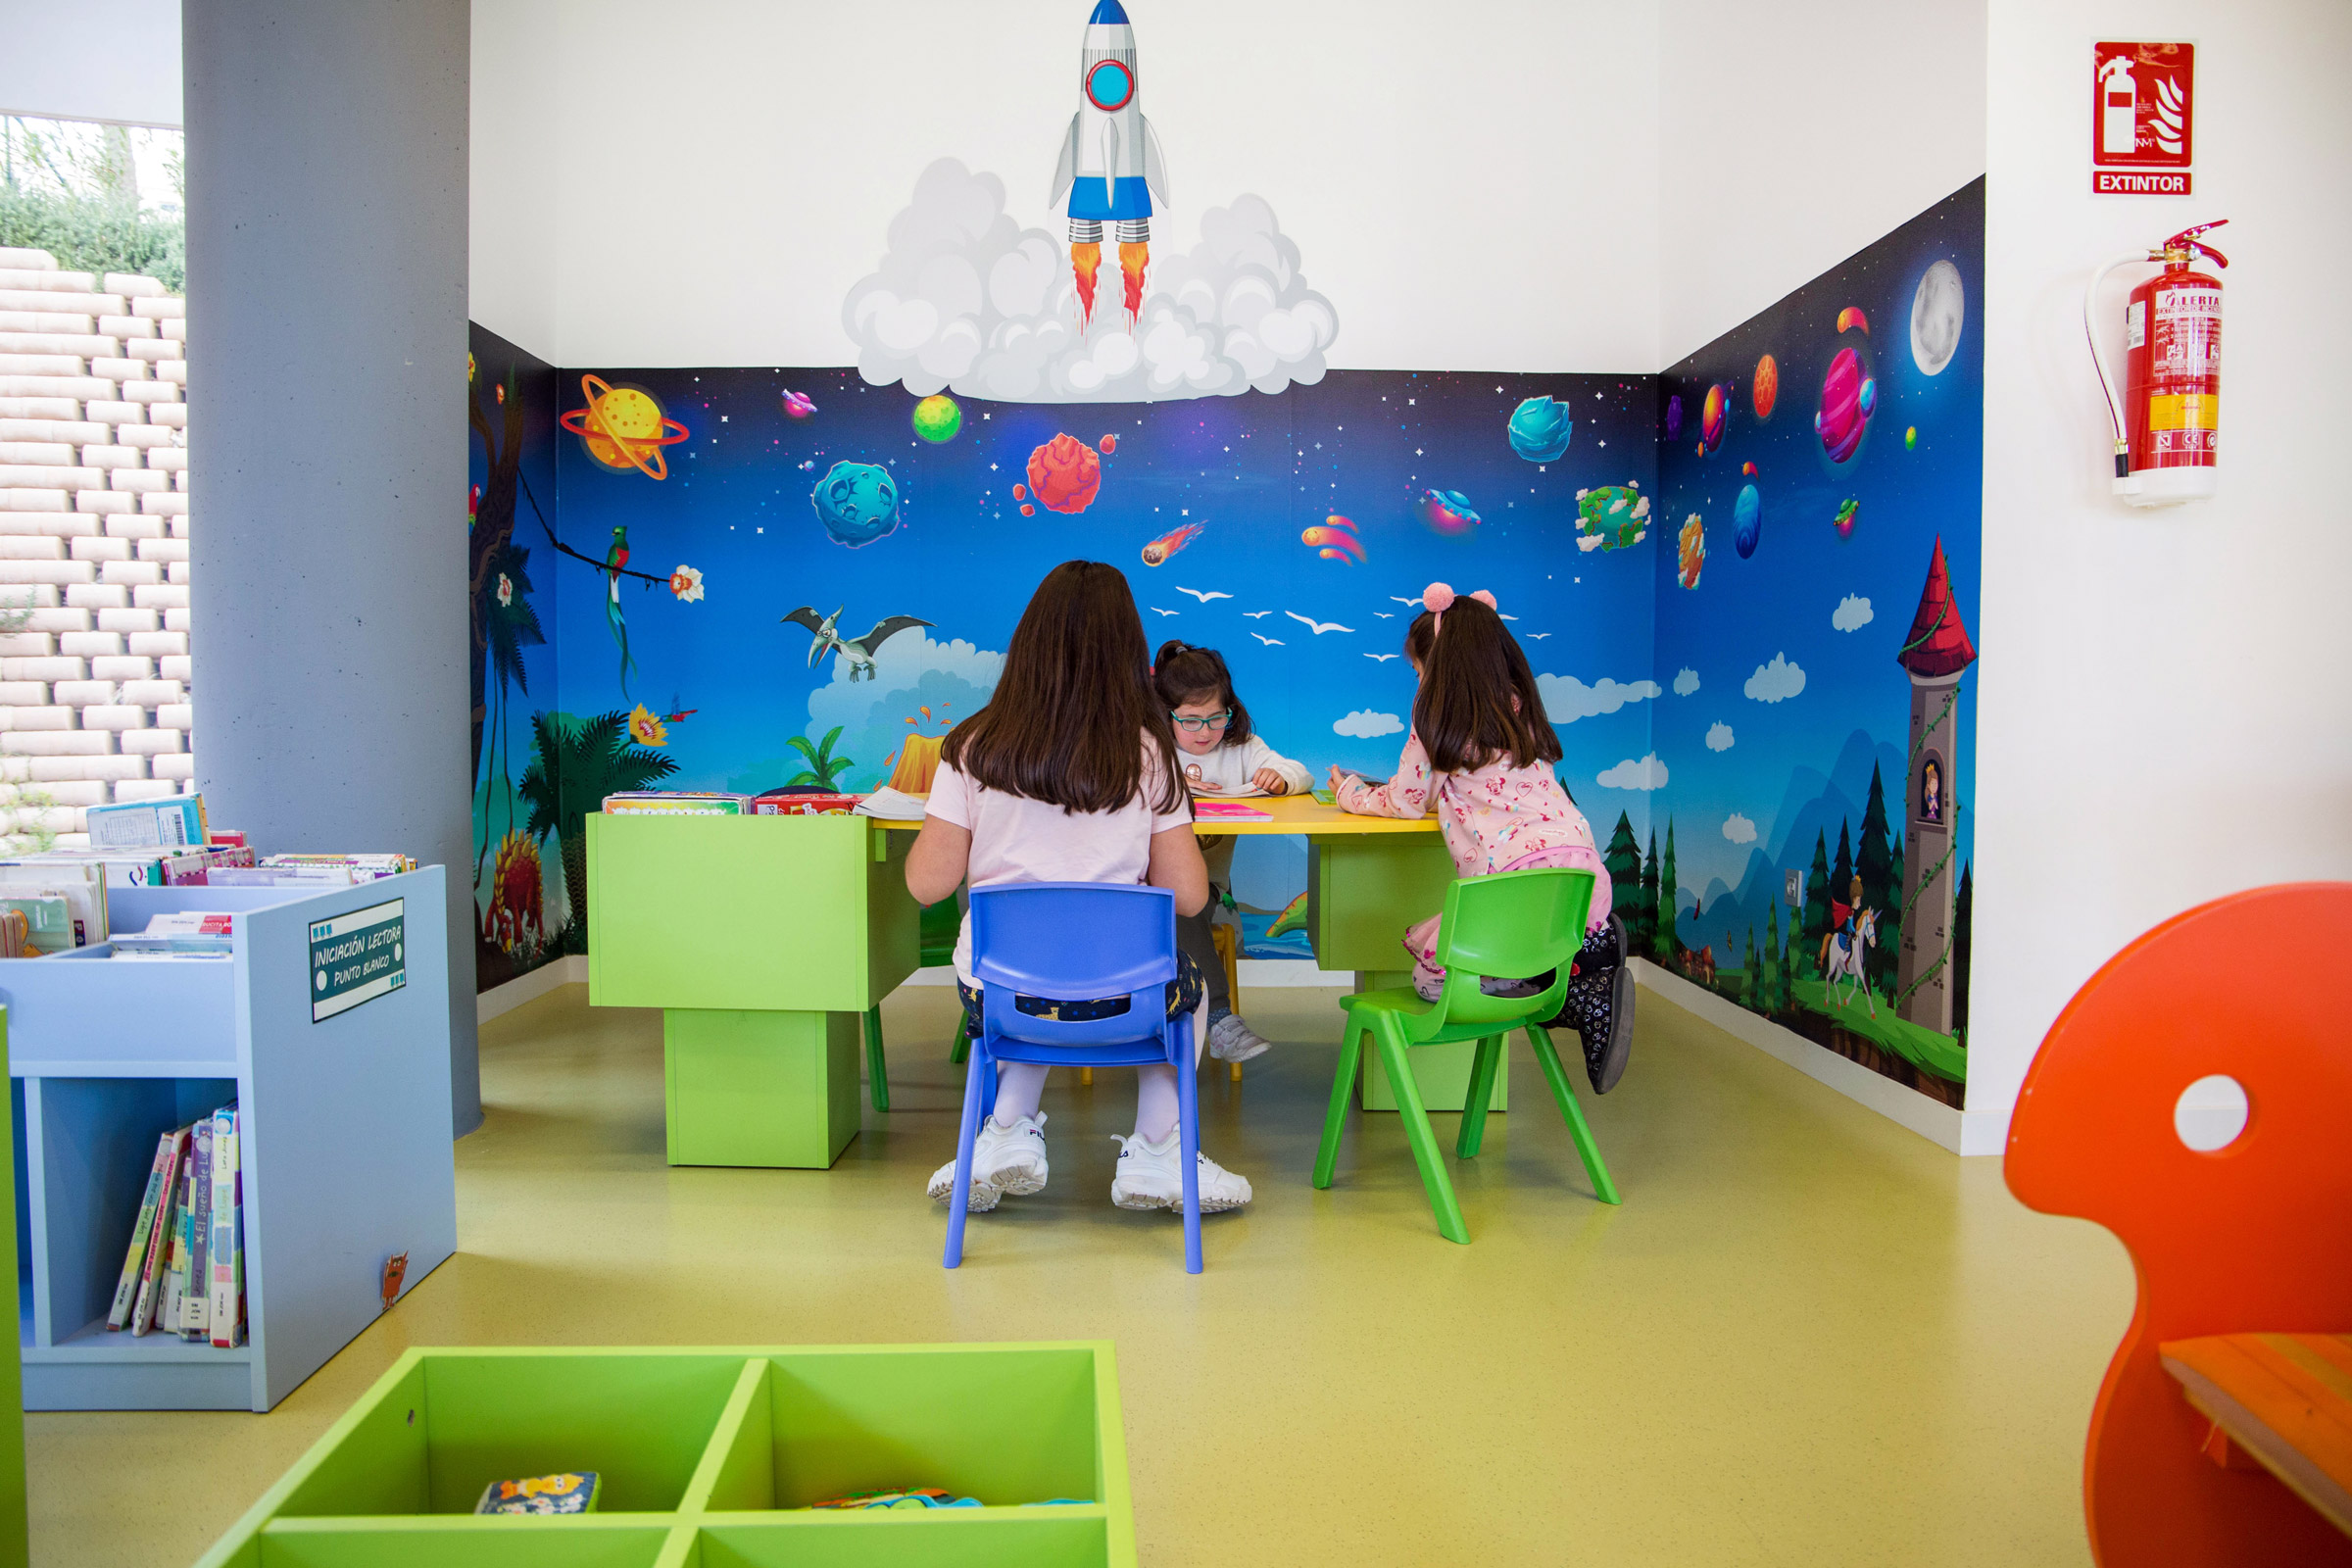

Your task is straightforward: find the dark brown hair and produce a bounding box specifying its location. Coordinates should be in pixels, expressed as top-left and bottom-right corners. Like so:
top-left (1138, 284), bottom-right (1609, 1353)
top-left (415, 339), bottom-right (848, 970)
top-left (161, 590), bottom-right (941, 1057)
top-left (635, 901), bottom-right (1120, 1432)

top-left (1152, 641), bottom-right (1252, 747)
top-left (1407, 597), bottom-right (1562, 774)
top-left (942, 562), bottom-right (1190, 815)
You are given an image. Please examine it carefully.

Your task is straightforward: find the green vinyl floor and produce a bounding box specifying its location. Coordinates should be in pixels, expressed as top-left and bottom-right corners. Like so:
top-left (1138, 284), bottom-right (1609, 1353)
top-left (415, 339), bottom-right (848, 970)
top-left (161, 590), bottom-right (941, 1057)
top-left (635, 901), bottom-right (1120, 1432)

top-left (27, 975), bottom-right (2132, 1567)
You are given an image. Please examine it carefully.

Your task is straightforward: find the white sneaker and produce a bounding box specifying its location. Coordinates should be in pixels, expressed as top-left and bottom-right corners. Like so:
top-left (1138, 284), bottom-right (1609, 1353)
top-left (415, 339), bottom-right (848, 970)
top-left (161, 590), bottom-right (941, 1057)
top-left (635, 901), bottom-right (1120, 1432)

top-left (926, 1112), bottom-right (1050, 1210)
top-left (1109, 1132), bottom-right (1252, 1212)
top-left (1207, 1013), bottom-right (1272, 1063)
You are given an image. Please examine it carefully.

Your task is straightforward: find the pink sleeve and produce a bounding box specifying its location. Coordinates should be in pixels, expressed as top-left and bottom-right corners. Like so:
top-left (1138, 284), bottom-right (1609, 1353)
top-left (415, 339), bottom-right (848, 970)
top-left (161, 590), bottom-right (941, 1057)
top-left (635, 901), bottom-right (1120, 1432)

top-left (924, 760), bottom-right (975, 829)
top-left (1338, 733), bottom-right (1434, 819)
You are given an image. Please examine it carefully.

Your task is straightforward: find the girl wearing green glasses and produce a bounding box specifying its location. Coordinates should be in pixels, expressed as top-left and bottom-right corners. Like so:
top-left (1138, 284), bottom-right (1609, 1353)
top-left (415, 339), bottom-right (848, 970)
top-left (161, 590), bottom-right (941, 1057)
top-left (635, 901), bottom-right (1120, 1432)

top-left (1152, 641), bottom-right (1312, 1063)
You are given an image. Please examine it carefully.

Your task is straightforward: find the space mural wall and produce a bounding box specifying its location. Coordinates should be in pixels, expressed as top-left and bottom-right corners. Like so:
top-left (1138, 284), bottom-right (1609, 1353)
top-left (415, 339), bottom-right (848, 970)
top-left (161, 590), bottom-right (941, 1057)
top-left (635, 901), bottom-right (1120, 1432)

top-left (1644, 178), bottom-right (1984, 1106)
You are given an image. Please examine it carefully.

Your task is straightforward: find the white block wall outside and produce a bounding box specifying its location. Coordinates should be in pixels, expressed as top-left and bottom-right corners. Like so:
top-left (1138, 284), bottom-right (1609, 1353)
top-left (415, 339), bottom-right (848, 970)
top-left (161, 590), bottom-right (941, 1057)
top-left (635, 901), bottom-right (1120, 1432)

top-left (0, 248), bottom-right (193, 847)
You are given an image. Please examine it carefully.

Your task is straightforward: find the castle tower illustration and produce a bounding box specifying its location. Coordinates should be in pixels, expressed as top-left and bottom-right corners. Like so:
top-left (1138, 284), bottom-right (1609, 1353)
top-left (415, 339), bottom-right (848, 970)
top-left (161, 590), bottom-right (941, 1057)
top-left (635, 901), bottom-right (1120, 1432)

top-left (1893, 537), bottom-right (1977, 1034)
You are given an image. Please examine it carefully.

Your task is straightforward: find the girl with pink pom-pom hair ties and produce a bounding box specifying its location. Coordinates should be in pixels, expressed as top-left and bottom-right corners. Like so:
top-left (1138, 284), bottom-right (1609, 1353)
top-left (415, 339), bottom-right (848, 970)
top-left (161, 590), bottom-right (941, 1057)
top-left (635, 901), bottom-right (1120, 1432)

top-left (1329, 584), bottom-right (1635, 1092)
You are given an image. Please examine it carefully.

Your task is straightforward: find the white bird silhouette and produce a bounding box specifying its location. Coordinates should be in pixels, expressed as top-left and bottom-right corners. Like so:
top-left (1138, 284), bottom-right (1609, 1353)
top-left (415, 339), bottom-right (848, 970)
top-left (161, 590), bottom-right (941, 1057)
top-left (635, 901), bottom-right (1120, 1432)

top-left (1499, 612), bottom-right (1519, 620)
top-left (1373, 612), bottom-right (1394, 619)
top-left (1286, 612), bottom-right (1353, 635)
top-left (1388, 596), bottom-right (1422, 607)
top-left (1243, 610), bottom-right (1274, 619)
top-left (1175, 586), bottom-right (1231, 603)
top-left (1150, 608), bottom-right (1180, 616)
top-left (1251, 633), bottom-right (1285, 647)
top-left (1525, 631), bottom-right (1552, 640)
top-left (1365, 653), bottom-right (1399, 662)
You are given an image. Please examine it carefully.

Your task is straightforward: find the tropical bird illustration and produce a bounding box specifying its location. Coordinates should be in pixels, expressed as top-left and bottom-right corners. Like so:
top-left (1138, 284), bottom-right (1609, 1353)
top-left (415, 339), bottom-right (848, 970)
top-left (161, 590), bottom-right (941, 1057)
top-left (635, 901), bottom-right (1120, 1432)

top-left (782, 605), bottom-right (935, 683)
top-left (605, 526), bottom-right (638, 696)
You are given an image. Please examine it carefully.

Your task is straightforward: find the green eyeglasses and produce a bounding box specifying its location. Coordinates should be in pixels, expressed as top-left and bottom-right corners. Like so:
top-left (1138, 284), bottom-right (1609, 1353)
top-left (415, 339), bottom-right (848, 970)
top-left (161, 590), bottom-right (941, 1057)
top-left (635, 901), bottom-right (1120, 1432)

top-left (1171, 710), bottom-right (1234, 732)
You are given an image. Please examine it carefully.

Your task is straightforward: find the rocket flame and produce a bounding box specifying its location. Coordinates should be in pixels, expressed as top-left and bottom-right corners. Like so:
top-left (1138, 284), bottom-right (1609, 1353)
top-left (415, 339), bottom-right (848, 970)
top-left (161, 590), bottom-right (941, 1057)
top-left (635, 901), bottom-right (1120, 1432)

top-left (1071, 243), bottom-right (1102, 326)
top-left (1117, 242), bottom-right (1149, 322)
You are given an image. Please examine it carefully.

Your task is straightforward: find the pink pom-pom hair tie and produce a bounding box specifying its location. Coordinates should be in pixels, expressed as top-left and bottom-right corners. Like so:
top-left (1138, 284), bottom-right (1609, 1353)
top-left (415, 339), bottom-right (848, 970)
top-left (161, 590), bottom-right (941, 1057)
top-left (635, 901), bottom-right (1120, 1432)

top-left (1422, 582), bottom-right (1498, 630)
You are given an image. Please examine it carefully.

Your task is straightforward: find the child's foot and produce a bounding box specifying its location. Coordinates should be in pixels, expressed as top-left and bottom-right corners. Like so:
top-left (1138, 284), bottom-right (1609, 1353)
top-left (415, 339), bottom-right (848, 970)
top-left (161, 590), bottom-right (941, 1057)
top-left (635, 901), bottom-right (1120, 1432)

top-left (1108, 1132), bottom-right (1252, 1212)
top-left (1583, 965), bottom-right (1636, 1094)
top-left (1207, 1013), bottom-right (1271, 1062)
top-left (925, 1112), bottom-right (1051, 1209)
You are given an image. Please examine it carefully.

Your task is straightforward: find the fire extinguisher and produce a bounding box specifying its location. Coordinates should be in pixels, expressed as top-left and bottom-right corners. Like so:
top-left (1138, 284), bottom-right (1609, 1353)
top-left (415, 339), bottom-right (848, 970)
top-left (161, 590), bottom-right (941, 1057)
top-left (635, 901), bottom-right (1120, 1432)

top-left (2085, 220), bottom-right (2229, 506)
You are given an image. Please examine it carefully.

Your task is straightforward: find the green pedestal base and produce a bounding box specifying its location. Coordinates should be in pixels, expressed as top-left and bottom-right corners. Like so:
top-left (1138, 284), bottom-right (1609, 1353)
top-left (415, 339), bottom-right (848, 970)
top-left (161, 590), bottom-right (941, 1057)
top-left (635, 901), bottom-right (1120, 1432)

top-left (1352, 970), bottom-right (1509, 1113)
top-left (664, 1008), bottom-right (860, 1168)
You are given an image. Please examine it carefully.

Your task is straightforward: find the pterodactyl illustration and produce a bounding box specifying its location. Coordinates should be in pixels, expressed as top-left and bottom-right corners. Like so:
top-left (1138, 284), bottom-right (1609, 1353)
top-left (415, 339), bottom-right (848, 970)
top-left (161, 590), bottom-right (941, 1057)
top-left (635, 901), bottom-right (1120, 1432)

top-left (783, 606), bottom-right (934, 683)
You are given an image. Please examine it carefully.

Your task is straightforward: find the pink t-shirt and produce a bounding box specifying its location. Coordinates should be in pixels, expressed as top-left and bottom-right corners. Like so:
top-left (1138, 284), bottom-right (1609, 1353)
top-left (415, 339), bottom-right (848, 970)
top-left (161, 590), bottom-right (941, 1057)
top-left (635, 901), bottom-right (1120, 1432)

top-left (924, 744), bottom-right (1194, 983)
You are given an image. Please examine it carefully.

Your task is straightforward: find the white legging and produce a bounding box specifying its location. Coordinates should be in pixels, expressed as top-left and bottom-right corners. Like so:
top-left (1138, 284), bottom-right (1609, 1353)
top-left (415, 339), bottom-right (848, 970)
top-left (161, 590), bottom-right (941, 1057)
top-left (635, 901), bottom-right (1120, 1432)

top-left (989, 996), bottom-right (1210, 1143)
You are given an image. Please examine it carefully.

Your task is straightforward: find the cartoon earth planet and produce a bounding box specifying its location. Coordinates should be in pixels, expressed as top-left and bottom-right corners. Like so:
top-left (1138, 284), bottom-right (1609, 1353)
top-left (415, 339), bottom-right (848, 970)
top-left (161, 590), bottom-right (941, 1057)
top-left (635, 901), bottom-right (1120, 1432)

top-left (910, 394), bottom-right (961, 443)
top-left (1733, 484), bottom-right (1762, 559)
top-left (561, 375), bottom-right (689, 480)
top-left (1815, 347), bottom-right (1876, 464)
top-left (1416, 488), bottom-right (1482, 537)
top-left (1905, 425), bottom-right (1918, 450)
top-left (1752, 355), bottom-right (1779, 419)
top-left (1699, 383), bottom-right (1730, 455)
top-left (1909, 259), bottom-right (1965, 376)
top-left (1026, 433), bottom-right (1102, 514)
top-left (1506, 395), bottom-right (1574, 463)
top-left (1665, 394), bottom-right (1683, 440)
top-left (809, 461), bottom-right (901, 549)
top-left (1574, 483), bottom-right (1648, 554)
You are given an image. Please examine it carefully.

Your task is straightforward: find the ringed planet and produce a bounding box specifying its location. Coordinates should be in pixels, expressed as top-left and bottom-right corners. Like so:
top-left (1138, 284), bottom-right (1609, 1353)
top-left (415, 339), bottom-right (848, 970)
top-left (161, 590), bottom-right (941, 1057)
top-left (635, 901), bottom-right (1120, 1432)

top-left (562, 375), bottom-right (689, 480)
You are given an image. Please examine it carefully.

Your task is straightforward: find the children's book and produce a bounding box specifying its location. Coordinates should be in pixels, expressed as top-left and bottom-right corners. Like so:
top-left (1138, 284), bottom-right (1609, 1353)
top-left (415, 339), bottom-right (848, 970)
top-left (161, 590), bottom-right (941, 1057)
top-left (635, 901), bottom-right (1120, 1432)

top-left (851, 787), bottom-right (926, 821)
top-left (0, 862), bottom-right (105, 947)
top-left (109, 935), bottom-right (233, 960)
top-left (1193, 800), bottom-right (1273, 822)
top-left (131, 1123), bottom-right (191, 1335)
top-left (0, 896), bottom-right (75, 954)
top-left (143, 911), bottom-right (235, 937)
top-left (209, 1105), bottom-right (243, 1348)
top-left (85, 794), bottom-right (208, 852)
top-left (108, 1129), bottom-right (179, 1330)
top-left (178, 1119), bottom-right (214, 1339)
top-left (208, 866), bottom-right (354, 887)
top-left (475, 1474), bottom-right (600, 1516)
top-left (158, 1162), bottom-right (194, 1333)
top-left (603, 792), bottom-right (747, 815)
top-left (749, 792), bottom-right (861, 816)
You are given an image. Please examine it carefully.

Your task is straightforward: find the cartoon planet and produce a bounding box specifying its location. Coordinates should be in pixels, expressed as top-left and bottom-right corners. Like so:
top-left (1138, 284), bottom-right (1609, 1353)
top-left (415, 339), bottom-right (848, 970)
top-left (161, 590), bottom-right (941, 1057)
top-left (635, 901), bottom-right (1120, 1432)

top-left (1099, 433), bottom-right (1119, 455)
top-left (808, 461), bottom-right (901, 549)
top-left (1416, 488), bottom-right (1482, 537)
top-left (1838, 306), bottom-right (1870, 336)
top-left (1741, 461), bottom-right (1758, 476)
top-left (561, 375), bottom-right (688, 480)
top-left (1676, 514), bottom-right (1706, 589)
top-left (909, 394), bottom-right (961, 443)
top-left (1301, 516), bottom-right (1365, 563)
top-left (1506, 395), bottom-right (1574, 463)
top-left (1832, 498), bottom-right (1859, 540)
top-left (1752, 355), bottom-right (1779, 419)
top-left (1733, 484), bottom-right (1761, 559)
top-left (1814, 347), bottom-right (1876, 464)
top-left (1909, 259), bottom-right (1965, 375)
top-left (1026, 433), bottom-right (1102, 514)
top-left (1141, 522), bottom-right (1204, 566)
top-left (780, 389), bottom-right (817, 419)
top-left (1698, 383), bottom-right (1730, 455)
top-left (1574, 483), bottom-right (1649, 554)
top-left (1665, 394), bottom-right (1684, 440)
top-left (1905, 425), bottom-right (1918, 450)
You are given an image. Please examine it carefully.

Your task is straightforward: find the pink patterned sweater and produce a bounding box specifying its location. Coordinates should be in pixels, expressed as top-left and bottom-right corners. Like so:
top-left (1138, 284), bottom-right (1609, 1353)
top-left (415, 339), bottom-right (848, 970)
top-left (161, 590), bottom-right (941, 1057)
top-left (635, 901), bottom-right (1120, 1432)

top-left (1336, 732), bottom-right (1612, 928)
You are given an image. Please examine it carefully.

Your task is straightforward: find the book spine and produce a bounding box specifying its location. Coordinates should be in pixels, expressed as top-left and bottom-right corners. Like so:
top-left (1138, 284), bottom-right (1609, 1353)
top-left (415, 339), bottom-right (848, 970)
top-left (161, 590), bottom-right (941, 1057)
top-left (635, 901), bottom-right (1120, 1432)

top-left (106, 1131), bottom-right (175, 1330)
top-left (179, 1121), bottom-right (213, 1339)
top-left (131, 1126), bottom-right (188, 1335)
top-left (208, 1107), bottom-right (240, 1348)
top-left (158, 1166), bottom-right (191, 1332)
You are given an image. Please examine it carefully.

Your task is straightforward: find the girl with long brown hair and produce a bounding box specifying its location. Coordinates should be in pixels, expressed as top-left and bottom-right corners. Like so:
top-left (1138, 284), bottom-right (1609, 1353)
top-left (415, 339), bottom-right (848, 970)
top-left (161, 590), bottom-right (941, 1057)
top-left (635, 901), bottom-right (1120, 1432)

top-left (906, 562), bottom-right (1255, 1214)
top-left (1334, 583), bottom-right (1636, 1093)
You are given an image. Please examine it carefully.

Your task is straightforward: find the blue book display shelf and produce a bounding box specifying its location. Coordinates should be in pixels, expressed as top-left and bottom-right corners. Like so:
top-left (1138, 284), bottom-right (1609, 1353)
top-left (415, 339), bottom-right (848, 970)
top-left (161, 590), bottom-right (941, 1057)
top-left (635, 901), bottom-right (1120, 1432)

top-left (4, 868), bottom-right (458, 1412)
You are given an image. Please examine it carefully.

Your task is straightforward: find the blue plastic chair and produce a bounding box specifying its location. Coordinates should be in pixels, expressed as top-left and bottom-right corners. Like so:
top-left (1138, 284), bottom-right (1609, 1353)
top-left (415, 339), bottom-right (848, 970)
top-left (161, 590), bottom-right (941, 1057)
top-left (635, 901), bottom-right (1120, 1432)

top-left (944, 882), bottom-right (1204, 1273)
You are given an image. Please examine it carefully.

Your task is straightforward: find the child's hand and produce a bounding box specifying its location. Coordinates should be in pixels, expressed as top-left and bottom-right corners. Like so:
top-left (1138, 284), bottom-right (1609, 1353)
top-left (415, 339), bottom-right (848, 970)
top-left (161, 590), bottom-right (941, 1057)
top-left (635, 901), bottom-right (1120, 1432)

top-left (1252, 767), bottom-right (1289, 796)
top-left (1327, 765), bottom-right (1346, 796)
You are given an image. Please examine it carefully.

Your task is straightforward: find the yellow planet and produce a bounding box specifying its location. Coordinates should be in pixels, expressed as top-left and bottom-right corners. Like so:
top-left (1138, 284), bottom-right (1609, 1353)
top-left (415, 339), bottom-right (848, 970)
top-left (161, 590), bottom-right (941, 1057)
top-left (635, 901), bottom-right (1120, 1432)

top-left (561, 374), bottom-right (689, 480)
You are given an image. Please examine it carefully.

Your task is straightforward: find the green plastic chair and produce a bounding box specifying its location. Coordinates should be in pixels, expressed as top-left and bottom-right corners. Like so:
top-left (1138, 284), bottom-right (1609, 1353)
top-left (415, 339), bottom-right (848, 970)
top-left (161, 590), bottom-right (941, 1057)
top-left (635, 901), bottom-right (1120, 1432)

top-left (859, 895), bottom-right (964, 1111)
top-left (1313, 866), bottom-right (1620, 1243)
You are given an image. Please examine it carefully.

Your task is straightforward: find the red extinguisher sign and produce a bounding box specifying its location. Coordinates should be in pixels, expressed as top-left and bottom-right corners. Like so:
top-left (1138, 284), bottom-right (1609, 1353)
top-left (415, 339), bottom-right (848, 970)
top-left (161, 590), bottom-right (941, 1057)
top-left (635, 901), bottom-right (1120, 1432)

top-left (2092, 42), bottom-right (2195, 195)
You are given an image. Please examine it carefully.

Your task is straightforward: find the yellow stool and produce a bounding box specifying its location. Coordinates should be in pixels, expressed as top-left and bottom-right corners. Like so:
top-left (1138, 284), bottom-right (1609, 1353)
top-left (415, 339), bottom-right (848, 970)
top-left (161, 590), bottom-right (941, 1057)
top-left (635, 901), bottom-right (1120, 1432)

top-left (1080, 923), bottom-right (1244, 1087)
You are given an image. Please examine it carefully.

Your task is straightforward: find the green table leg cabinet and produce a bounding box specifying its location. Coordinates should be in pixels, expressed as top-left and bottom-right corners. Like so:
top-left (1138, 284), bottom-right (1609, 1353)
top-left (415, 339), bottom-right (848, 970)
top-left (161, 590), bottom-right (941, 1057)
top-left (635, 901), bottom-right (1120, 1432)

top-left (588, 816), bottom-right (918, 1169)
top-left (1306, 836), bottom-right (1506, 1113)
top-left (194, 1343), bottom-right (1136, 1568)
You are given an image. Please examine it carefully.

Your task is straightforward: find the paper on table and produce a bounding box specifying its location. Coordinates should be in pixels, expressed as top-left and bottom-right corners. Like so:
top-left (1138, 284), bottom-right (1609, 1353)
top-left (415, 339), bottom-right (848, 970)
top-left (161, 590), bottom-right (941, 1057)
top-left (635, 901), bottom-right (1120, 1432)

top-left (853, 787), bottom-right (928, 822)
top-left (1192, 800), bottom-right (1273, 821)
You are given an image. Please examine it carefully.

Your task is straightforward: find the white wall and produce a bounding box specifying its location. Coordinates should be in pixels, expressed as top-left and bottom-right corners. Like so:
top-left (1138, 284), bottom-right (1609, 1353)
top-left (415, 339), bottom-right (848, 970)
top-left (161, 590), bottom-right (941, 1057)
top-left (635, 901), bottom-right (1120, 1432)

top-left (1969, 0), bottom-right (2352, 1151)
top-left (1656, 0), bottom-right (1985, 366)
top-left (469, 0), bottom-right (1661, 372)
top-left (0, 0), bottom-right (183, 126)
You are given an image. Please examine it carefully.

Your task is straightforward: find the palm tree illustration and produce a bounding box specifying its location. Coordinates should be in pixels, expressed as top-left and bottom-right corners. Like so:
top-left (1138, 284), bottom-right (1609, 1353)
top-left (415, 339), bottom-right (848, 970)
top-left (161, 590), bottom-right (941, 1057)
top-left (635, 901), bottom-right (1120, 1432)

top-left (783, 726), bottom-right (855, 789)
top-left (518, 710), bottom-right (677, 952)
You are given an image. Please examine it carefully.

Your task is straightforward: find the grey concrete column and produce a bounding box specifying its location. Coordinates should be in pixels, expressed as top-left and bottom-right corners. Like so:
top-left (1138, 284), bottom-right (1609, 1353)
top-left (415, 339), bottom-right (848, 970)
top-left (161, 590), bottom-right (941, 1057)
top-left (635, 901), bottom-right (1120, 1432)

top-left (184, 0), bottom-right (479, 1133)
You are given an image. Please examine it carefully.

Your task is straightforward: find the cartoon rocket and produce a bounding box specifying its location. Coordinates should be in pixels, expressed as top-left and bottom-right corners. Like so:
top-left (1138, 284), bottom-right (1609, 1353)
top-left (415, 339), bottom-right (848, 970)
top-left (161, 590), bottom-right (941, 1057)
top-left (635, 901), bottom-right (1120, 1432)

top-left (1049, 0), bottom-right (1169, 328)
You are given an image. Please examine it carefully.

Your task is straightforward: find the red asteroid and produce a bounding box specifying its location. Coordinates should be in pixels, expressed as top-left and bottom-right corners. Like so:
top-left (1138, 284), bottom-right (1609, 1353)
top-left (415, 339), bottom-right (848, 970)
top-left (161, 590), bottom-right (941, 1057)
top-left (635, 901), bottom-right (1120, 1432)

top-left (1026, 433), bottom-right (1102, 514)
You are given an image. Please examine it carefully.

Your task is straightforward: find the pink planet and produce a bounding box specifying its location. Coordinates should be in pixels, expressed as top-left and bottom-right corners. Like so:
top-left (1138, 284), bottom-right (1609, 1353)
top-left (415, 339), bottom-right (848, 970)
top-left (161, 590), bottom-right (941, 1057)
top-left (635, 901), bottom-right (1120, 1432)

top-left (1814, 348), bottom-right (1877, 464)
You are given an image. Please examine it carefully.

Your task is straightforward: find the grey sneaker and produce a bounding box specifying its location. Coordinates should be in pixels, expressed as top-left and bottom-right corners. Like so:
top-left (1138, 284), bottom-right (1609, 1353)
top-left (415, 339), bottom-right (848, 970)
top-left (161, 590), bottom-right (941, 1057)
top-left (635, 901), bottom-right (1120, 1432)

top-left (1207, 1013), bottom-right (1271, 1062)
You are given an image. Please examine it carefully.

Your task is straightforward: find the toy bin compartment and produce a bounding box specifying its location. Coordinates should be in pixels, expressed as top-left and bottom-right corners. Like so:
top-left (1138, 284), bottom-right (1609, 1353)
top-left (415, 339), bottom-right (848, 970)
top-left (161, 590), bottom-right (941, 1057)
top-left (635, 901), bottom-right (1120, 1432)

top-left (693, 1511), bottom-right (1113, 1568)
top-left (232, 1520), bottom-right (677, 1568)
